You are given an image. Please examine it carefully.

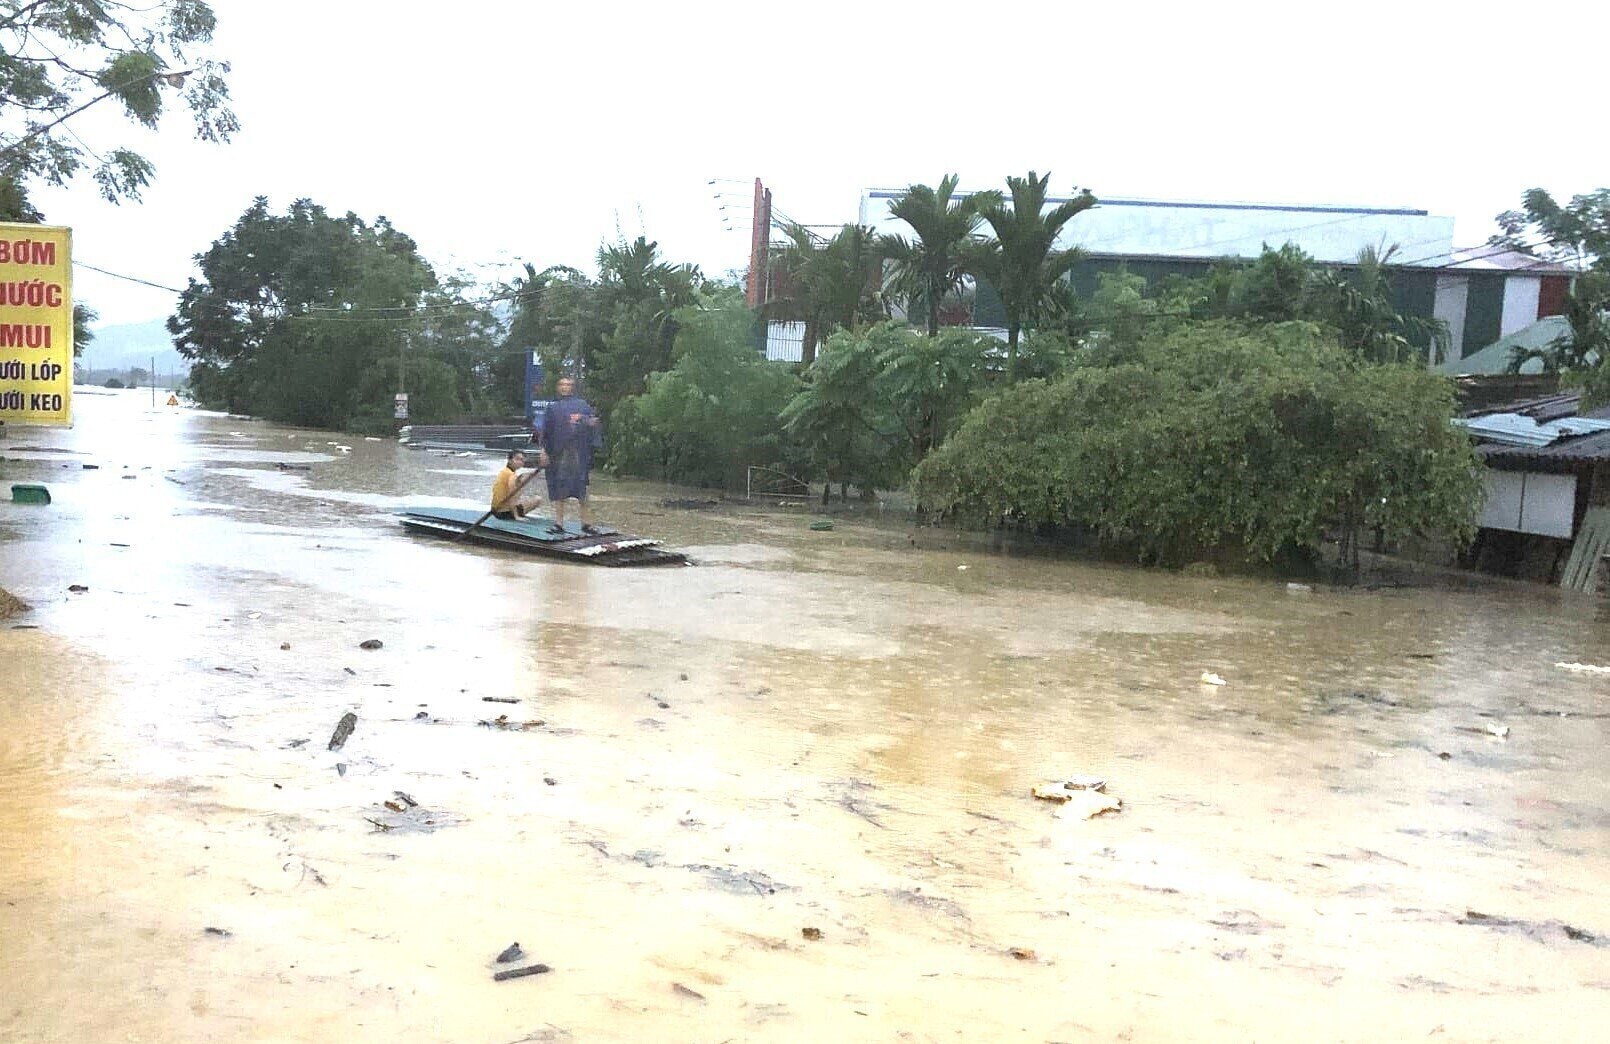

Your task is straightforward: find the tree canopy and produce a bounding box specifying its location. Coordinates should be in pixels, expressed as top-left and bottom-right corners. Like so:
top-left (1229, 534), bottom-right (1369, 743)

top-left (169, 197), bottom-right (455, 429)
top-left (0, 0), bottom-right (236, 218)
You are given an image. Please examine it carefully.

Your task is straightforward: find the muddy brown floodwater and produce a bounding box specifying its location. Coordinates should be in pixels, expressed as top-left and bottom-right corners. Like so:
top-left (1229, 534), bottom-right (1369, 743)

top-left (1, 390), bottom-right (1607, 1043)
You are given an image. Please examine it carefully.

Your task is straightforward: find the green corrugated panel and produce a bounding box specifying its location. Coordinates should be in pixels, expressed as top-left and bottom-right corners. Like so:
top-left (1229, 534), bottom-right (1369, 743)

top-left (1462, 273), bottom-right (1505, 360)
top-left (1388, 269), bottom-right (1440, 348)
top-left (972, 278), bottom-right (1008, 328)
top-left (11, 483), bottom-right (50, 504)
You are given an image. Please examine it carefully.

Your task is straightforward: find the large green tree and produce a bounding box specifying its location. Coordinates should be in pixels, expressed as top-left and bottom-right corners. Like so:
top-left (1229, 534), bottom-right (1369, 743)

top-left (169, 197), bottom-right (440, 429)
top-left (591, 236), bottom-right (702, 415)
top-left (879, 174), bottom-right (987, 336)
top-left (971, 171), bottom-right (1096, 381)
top-left (1492, 187), bottom-right (1610, 268)
top-left (0, 1), bottom-right (236, 216)
top-left (498, 263), bottom-right (607, 412)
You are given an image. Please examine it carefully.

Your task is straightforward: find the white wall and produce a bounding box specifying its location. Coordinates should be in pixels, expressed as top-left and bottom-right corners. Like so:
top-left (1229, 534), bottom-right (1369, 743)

top-left (1480, 470), bottom-right (1577, 539)
top-left (1434, 275), bottom-right (1469, 361)
top-left (1500, 275), bottom-right (1543, 337)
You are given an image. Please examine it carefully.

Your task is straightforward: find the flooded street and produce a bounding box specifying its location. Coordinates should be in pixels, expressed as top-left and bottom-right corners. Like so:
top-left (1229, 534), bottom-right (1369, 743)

top-left (1, 390), bottom-right (1607, 1042)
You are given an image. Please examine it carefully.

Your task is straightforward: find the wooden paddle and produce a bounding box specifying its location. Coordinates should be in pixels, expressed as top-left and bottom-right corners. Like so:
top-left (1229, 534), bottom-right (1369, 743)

top-left (457, 466), bottom-right (543, 542)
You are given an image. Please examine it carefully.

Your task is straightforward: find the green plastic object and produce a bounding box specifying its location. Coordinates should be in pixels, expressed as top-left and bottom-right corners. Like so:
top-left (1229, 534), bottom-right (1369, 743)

top-left (10, 483), bottom-right (50, 505)
top-left (809, 520), bottom-right (834, 531)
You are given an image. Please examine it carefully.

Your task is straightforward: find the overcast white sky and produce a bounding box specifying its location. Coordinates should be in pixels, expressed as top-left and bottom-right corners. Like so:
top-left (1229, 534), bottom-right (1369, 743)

top-left (28, 0), bottom-right (1610, 326)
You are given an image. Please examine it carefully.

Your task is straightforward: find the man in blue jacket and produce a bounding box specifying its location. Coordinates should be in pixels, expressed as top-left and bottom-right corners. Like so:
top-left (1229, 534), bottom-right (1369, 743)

top-left (539, 375), bottom-right (601, 535)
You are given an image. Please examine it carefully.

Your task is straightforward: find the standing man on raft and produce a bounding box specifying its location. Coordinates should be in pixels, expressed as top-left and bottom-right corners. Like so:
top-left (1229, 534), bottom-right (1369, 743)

top-left (538, 375), bottom-right (602, 535)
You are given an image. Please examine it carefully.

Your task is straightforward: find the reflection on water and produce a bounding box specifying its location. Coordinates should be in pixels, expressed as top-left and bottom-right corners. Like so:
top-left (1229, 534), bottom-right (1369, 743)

top-left (1, 389), bottom-right (1607, 1042)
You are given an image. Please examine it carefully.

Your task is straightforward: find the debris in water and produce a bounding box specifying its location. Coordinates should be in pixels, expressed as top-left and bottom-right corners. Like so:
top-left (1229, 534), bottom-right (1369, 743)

top-left (1485, 722), bottom-right (1510, 739)
top-left (280, 642), bottom-right (291, 651)
top-left (0, 587), bottom-right (29, 620)
top-left (67, 584), bottom-right (88, 593)
top-left (359, 639), bottom-right (383, 650)
top-left (809, 520), bottom-right (834, 531)
top-left (497, 942), bottom-right (525, 964)
top-left (801, 927), bottom-right (823, 941)
top-left (1437, 751), bottom-right (1452, 760)
top-left (1199, 671), bottom-right (1227, 686)
top-left (1054, 791), bottom-right (1122, 820)
top-left (413, 711), bottom-right (430, 721)
top-left (393, 791), bottom-right (417, 808)
top-left (482, 696), bottom-right (521, 704)
top-left (328, 712), bottom-right (358, 751)
top-left (1285, 582), bottom-right (1312, 593)
top-left (343, 667), bottom-right (356, 676)
top-left (493, 963), bottom-right (551, 982)
top-left (671, 983), bottom-right (706, 1002)
top-left (1458, 910), bottom-right (1603, 947)
top-left (203, 926), bottom-right (232, 937)
top-left (1031, 777), bottom-right (1106, 802)
top-left (285, 738), bottom-right (309, 749)
top-left (543, 777), bottom-right (557, 786)
top-left (478, 714), bottom-right (546, 730)
top-left (1008, 947), bottom-right (1036, 960)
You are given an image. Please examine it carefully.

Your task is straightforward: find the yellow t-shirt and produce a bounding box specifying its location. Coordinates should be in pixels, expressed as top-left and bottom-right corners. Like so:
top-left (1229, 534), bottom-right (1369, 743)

top-left (491, 466), bottom-right (521, 512)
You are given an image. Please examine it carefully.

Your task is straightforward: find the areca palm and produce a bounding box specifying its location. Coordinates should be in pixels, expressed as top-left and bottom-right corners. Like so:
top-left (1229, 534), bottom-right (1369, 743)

top-left (973, 171), bottom-right (1096, 381)
top-left (880, 174), bottom-right (986, 336)
top-left (767, 222), bottom-right (885, 365)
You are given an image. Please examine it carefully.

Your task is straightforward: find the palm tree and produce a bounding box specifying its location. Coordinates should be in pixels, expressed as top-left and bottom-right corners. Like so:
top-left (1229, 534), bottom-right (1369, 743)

top-left (973, 171), bottom-right (1096, 381)
top-left (1317, 245), bottom-right (1448, 365)
top-left (880, 174), bottom-right (986, 336)
top-left (767, 222), bottom-right (885, 365)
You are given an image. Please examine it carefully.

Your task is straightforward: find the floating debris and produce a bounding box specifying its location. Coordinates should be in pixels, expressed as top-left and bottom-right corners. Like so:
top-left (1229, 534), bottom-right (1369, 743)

top-left (496, 942), bottom-right (525, 964)
top-left (1555, 661), bottom-right (1610, 675)
top-left (358, 639), bottom-right (383, 650)
top-left (1200, 671), bottom-right (1227, 686)
top-left (801, 927), bottom-right (823, 941)
top-left (493, 963), bottom-right (551, 982)
top-left (478, 714), bottom-right (546, 731)
top-left (328, 712), bottom-right (357, 751)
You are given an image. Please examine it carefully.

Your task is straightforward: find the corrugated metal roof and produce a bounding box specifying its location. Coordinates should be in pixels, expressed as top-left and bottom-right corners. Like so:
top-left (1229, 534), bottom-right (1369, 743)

top-left (1481, 428), bottom-right (1610, 469)
top-left (1445, 247), bottom-right (1582, 274)
top-left (1456, 412), bottom-right (1610, 447)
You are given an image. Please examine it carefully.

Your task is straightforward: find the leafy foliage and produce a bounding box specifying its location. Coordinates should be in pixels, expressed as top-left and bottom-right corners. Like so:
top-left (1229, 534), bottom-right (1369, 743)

top-left (607, 292), bottom-right (799, 488)
top-left (1492, 187), bottom-right (1610, 267)
top-left (914, 321), bottom-right (1481, 568)
top-left (0, 1), bottom-right (236, 211)
top-left (880, 175), bottom-right (988, 336)
top-left (781, 322), bottom-right (998, 498)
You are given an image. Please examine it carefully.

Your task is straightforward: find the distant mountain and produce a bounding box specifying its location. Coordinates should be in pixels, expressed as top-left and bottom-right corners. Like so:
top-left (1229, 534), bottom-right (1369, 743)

top-left (79, 317), bottom-right (189, 380)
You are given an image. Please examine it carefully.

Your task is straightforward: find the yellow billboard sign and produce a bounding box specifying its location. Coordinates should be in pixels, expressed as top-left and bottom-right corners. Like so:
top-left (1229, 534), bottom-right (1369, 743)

top-left (0, 222), bottom-right (72, 427)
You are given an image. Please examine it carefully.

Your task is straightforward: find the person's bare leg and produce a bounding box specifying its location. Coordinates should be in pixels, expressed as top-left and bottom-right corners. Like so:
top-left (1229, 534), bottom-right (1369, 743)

top-left (552, 499), bottom-right (566, 530)
top-left (579, 496), bottom-right (593, 527)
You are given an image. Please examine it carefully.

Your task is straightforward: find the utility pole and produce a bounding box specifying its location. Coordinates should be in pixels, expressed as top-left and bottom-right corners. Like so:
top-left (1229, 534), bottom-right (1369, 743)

top-left (150, 354), bottom-right (155, 408)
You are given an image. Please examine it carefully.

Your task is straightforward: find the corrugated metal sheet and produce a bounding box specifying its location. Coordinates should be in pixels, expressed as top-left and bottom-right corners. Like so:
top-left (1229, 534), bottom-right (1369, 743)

top-left (1456, 412), bottom-right (1610, 447)
top-left (1480, 428), bottom-right (1610, 469)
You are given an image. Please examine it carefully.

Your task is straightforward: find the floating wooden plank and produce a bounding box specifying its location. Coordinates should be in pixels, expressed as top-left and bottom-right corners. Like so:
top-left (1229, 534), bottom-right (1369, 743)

top-left (1560, 506), bottom-right (1610, 592)
top-left (397, 506), bottom-right (687, 567)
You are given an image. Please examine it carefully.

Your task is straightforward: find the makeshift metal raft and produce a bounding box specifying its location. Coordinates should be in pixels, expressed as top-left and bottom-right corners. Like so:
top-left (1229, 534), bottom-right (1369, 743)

top-left (398, 506), bottom-right (688, 566)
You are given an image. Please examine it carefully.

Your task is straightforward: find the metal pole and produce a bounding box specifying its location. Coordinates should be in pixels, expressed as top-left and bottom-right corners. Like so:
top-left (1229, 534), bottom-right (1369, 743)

top-left (150, 355), bottom-right (155, 407)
